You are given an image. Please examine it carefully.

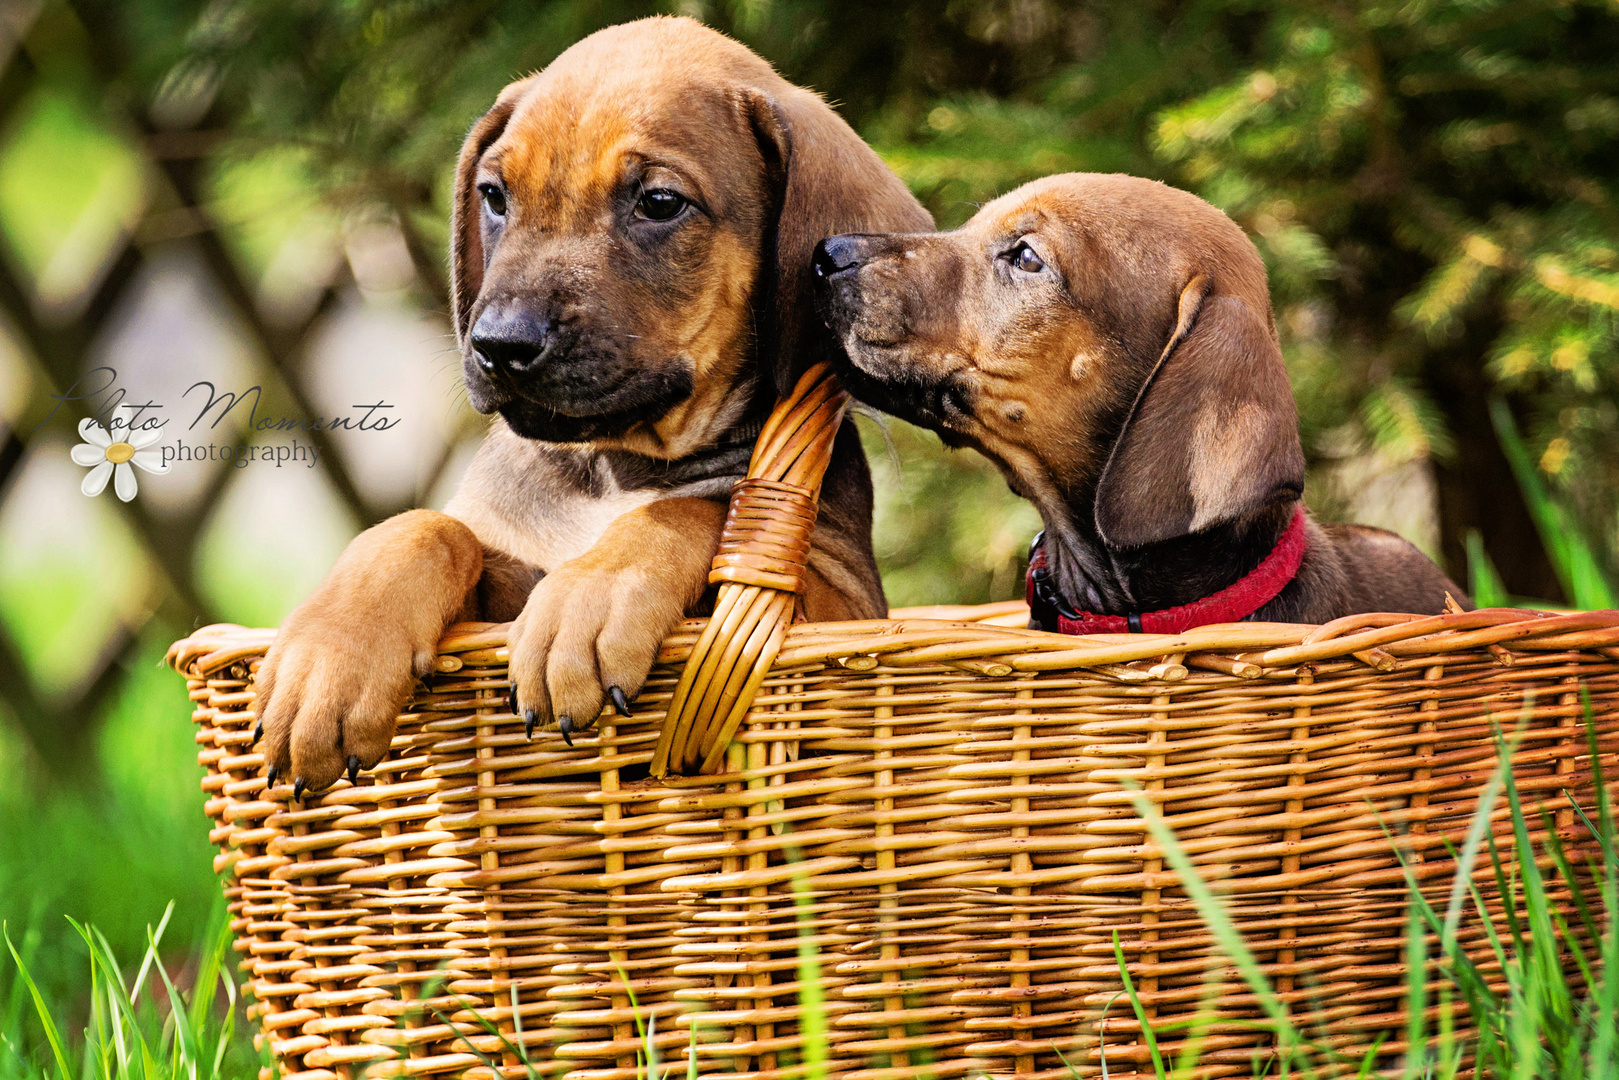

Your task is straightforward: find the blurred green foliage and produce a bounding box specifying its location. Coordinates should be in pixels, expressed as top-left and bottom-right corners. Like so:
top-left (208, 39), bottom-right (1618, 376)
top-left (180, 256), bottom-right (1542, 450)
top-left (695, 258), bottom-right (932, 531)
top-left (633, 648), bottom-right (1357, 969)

top-left (859, 415), bottom-right (1041, 608)
top-left (0, 90), bottom-right (142, 303)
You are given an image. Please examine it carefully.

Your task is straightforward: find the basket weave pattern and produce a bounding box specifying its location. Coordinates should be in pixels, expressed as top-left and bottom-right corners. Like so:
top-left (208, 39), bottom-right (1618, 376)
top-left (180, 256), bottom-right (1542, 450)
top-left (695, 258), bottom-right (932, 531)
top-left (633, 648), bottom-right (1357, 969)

top-left (171, 607), bottom-right (1619, 1080)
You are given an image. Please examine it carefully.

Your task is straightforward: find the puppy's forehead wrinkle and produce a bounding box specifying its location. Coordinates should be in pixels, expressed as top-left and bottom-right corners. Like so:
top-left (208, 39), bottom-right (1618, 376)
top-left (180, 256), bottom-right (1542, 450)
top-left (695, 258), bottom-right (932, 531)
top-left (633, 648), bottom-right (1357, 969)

top-left (981, 200), bottom-right (1048, 238)
top-left (502, 90), bottom-right (743, 223)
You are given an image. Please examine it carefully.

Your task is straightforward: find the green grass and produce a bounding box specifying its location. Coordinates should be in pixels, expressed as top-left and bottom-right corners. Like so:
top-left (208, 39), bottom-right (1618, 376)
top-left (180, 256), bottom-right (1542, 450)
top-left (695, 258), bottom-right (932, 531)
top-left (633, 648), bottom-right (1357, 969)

top-left (0, 632), bottom-right (221, 1004)
top-left (2, 903), bottom-right (260, 1080)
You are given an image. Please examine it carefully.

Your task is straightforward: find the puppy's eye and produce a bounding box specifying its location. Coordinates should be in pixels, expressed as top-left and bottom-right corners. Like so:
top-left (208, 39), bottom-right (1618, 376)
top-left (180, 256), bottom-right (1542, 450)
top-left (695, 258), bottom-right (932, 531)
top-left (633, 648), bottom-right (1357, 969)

top-left (635, 189), bottom-right (688, 222)
top-left (478, 183), bottom-right (507, 218)
top-left (1010, 243), bottom-right (1045, 274)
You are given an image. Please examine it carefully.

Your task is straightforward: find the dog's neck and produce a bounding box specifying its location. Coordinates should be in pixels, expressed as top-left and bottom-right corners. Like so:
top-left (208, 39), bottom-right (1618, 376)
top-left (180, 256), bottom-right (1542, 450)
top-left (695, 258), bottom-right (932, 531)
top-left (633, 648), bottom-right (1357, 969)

top-left (584, 389), bottom-right (773, 501)
top-left (1033, 483), bottom-right (1299, 615)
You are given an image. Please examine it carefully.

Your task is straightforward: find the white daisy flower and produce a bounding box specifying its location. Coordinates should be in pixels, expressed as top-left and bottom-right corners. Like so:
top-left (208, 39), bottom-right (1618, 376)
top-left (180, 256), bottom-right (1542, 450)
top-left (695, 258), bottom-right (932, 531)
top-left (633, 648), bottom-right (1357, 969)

top-left (71, 405), bottom-right (169, 502)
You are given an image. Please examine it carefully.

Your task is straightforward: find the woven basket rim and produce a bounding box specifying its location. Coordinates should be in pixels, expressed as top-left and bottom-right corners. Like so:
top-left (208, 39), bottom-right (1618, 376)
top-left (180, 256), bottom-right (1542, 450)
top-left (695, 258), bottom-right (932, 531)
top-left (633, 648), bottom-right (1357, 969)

top-left (166, 604), bottom-right (1619, 682)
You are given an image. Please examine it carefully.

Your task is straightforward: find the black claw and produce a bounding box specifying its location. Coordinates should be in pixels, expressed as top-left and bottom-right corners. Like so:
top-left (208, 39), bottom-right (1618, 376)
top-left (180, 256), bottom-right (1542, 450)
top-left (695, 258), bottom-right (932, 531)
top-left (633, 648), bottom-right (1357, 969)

top-left (558, 715), bottom-right (574, 747)
top-left (252, 720), bottom-right (263, 745)
top-left (524, 709), bottom-right (538, 740)
top-left (609, 686), bottom-right (633, 718)
top-left (508, 685), bottom-right (518, 717)
top-left (293, 777), bottom-right (307, 801)
top-left (266, 764), bottom-right (279, 788)
top-left (347, 755), bottom-right (360, 785)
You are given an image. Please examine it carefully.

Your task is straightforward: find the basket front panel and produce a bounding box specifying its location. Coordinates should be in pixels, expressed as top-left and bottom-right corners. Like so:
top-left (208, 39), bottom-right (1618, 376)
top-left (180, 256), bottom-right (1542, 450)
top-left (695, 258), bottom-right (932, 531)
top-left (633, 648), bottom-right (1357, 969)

top-left (419, 657), bottom-right (713, 1079)
top-left (188, 651), bottom-right (489, 1078)
top-left (178, 617), bottom-right (1619, 1080)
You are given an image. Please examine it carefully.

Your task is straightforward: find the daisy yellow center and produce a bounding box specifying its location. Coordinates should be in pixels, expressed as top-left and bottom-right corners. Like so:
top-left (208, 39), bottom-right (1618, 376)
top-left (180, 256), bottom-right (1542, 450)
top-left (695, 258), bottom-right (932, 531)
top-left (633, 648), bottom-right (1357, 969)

top-left (104, 442), bottom-right (136, 464)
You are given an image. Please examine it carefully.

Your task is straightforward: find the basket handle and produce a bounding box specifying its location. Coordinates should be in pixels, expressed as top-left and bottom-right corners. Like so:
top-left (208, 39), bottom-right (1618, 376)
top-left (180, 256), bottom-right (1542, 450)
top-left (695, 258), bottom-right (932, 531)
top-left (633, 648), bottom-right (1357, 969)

top-left (651, 362), bottom-right (849, 776)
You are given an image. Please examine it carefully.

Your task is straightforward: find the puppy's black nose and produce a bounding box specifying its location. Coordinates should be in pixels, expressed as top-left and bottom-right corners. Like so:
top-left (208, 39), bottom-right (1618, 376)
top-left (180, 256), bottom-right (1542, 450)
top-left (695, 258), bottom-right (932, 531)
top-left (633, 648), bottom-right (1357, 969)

top-left (813, 235), bottom-right (870, 279)
top-left (470, 308), bottom-right (555, 378)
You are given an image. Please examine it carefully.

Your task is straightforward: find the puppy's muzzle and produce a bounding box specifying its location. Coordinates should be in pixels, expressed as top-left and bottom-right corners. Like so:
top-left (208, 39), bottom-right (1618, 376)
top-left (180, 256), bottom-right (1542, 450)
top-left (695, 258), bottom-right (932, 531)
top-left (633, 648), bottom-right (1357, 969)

top-left (813, 234), bottom-right (889, 333)
top-left (471, 306), bottom-right (558, 383)
top-left (812, 234), bottom-right (882, 280)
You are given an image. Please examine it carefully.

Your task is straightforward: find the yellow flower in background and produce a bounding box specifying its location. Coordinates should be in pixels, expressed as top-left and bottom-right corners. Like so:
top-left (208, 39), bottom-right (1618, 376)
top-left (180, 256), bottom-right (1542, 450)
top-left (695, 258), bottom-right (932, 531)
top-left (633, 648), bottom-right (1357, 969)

top-left (70, 405), bottom-right (169, 501)
top-left (1540, 437), bottom-right (1571, 476)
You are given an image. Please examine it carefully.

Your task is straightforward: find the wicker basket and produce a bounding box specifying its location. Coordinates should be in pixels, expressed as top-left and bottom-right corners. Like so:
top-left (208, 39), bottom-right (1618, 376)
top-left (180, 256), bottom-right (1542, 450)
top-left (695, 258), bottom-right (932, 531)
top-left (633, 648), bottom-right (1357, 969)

top-left (169, 368), bottom-right (1619, 1080)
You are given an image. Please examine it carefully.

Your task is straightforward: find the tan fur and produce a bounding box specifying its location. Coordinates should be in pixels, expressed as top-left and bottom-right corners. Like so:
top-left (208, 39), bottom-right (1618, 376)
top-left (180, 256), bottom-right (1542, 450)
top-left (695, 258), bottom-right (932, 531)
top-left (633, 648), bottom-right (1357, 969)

top-left (257, 17), bottom-right (929, 791)
top-left (1185, 400), bottom-right (1273, 533)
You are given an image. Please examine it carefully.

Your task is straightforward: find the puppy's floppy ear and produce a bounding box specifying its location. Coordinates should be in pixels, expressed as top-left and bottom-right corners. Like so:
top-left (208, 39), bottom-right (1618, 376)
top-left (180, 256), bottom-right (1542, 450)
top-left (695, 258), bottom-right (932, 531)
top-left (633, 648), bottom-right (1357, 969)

top-left (740, 87), bottom-right (932, 394)
top-left (1094, 276), bottom-right (1305, 549)
top-left (451, 78), bottom-right (536, 348)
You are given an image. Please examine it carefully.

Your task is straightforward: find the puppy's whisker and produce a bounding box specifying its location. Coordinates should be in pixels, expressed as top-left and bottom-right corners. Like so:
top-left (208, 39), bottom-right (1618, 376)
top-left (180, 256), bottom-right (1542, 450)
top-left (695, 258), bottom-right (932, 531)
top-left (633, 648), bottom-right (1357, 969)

top-left (850, 405), bottom-right (901, 476)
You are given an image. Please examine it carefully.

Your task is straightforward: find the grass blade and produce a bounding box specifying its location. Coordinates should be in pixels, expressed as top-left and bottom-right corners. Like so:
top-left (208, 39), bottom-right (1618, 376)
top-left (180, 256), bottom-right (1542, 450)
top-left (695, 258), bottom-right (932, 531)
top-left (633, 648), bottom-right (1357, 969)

top-left (1401, 895), bottom-right (1427, 1080)
top-left (1123, 785), bottom-right (1306, 1075)
top-left (4, 923), bottom-right (73, 1080)
top-left (1442, 718), bottom-right (1524, 950)
top-left (1488, 397), bottom-right (1615, 608)
top-left (1465, 529), bottom-right (1510, 608)
top-left (1111, 931), bottom-right (1166, 1079)
top-left (791, 871), bottom-right (829, 1080)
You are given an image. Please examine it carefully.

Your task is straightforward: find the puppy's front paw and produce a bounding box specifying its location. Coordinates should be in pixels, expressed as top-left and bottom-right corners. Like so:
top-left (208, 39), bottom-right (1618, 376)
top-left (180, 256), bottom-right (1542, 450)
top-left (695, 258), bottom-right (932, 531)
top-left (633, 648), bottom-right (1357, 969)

top-left (507, 560), bottom-right (689, 744)
top-left (256, 609), bottom-right (437, 795)
top-left (254, 509), bottom-right (483, 794)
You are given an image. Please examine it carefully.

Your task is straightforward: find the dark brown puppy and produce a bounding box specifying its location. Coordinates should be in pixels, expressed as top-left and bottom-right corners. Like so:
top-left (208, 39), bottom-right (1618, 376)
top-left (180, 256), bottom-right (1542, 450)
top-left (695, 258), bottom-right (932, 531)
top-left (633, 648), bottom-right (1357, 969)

top-left (256, 17), bottom-right (931, 791)
top-left (813, 172), bottom-right (1466, 625)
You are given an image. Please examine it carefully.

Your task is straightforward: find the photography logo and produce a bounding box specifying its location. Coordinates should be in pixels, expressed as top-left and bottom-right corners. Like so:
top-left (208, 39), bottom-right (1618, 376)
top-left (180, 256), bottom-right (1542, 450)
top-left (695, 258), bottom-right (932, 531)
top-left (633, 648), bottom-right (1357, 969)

top-left (47, 366), bottom-right (401, 502)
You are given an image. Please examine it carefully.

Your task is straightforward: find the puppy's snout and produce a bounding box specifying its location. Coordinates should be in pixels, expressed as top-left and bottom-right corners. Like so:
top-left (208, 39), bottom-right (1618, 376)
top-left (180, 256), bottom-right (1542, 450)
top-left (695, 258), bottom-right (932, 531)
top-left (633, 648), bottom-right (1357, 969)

top-left (813, 235), bottom-right (880, 280)
top-left (470, 307), bottom-right (556, 379)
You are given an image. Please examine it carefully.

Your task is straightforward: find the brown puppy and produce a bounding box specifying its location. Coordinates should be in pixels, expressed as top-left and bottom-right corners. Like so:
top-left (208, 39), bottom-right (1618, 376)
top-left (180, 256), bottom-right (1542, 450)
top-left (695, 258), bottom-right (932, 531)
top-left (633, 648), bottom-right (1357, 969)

top-left (257, 17), bottom-right (931, 791)
top-left (813, 173), bottom-right (1467, 628)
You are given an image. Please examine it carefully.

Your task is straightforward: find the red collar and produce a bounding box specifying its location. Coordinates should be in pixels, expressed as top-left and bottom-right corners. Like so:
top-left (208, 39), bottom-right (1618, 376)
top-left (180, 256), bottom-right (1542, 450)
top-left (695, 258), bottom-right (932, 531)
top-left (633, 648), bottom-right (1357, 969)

top-left (1026, 506), bottom-right (1309, 635)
